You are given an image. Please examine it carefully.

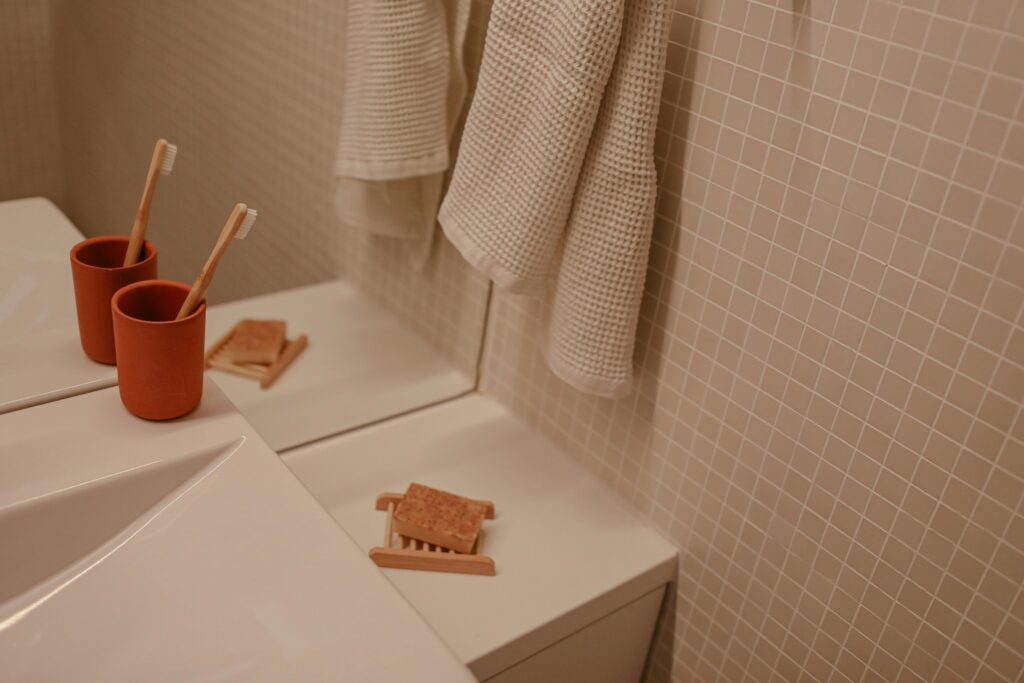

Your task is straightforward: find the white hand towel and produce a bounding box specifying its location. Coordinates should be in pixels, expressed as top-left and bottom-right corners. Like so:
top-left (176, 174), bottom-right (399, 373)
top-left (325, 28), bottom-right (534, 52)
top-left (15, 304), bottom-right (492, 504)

top-left (335, 0), bottom-right (470, 245)
top-left (439, 0), bottom-right (670, 397)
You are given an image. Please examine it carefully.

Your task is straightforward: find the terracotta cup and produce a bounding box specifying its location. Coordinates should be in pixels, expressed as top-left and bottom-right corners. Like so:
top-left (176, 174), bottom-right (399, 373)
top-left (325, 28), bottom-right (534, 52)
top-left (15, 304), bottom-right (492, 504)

top-left (111, 280), bottom-right (206, 420)
top-left (70, 236), bottom-right (158, 364)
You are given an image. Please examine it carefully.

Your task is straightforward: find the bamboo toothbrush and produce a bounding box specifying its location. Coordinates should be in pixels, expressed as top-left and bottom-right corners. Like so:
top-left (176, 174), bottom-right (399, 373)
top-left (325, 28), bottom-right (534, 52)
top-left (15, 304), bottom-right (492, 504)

top-left (176, 203), bottom-right (258, 319)
top-left (124, 138), bottom-right (178, 266)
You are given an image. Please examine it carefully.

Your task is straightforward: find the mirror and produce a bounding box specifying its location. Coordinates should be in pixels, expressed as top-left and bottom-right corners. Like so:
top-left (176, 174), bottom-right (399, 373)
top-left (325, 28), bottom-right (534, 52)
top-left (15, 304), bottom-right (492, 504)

top-left (0, 1), bottom-right (491, 450)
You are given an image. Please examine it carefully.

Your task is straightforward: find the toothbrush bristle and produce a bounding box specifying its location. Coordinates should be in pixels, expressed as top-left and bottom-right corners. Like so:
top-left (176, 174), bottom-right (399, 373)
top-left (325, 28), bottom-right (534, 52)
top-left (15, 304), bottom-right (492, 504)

top-left (235, 208), bottom-right (258, 240)
top-left (160, 143), bottom-right (178, 175)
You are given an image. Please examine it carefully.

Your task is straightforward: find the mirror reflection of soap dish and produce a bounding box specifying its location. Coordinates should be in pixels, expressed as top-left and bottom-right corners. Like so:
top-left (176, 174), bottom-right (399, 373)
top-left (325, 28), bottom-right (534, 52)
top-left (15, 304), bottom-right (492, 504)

top-left (205, 318), bottom-right (307, 389)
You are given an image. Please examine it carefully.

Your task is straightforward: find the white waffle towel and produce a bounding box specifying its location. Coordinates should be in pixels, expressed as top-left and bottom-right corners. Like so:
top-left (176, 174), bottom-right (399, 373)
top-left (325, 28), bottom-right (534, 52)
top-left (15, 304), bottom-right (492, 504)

top-left (439, 0), bottom-right (670, 397)
top-left (335, 0), bottom-right (470, 241)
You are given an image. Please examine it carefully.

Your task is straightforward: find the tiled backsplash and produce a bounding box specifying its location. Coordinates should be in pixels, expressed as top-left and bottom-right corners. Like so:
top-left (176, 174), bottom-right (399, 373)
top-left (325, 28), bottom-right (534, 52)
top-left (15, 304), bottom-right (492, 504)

top-left (481, 1), bottom-right (1023, 681)
top-left (47, 0), bottom-right (489, 376)
top-left (0, 0), bottom-right (63, 205)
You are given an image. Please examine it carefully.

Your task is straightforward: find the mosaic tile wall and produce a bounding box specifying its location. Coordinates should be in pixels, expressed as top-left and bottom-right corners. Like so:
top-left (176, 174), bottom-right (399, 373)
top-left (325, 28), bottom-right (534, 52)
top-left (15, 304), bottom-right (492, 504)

top-left (48, 0), bottom-right (489, 376)
top-left (0, 0), bottom-right (63, 205)
top-left (480, 1), bottom-right (1024, 681)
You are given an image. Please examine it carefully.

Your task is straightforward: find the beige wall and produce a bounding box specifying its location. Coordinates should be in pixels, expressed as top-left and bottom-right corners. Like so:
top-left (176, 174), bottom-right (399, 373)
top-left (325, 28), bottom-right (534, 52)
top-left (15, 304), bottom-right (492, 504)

top-left (0, 0), bottom-right (63, 204)
top-left (481, 1), bottom-right (1024, 682)
top-left (48, 0), bottom-right (489, 375)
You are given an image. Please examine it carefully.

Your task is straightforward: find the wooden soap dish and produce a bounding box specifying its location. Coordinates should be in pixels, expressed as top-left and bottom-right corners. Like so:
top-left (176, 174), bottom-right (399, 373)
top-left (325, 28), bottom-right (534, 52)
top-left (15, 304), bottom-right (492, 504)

top-left (205, 320), bottom-right (308, 389)
top-left (369, 492), bottom-right (496, 576)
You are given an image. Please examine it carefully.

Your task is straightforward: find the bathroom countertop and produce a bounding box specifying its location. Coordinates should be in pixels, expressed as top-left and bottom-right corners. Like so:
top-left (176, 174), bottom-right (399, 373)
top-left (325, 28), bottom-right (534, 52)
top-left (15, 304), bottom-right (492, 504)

top-left (0, 196), bottom-right (83, 253)
top-left (0, 197), bottom-right (113, 414)
top-left (0, 380), bottom-right (474, 683)
top-left (283, 395), bottom-right (679, 680)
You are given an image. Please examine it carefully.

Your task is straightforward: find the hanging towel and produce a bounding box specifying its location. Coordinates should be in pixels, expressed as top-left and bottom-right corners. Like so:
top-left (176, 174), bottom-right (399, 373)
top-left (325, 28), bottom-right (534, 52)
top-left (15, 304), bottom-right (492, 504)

top-left (335, 0), bottom-right (471, 244)
top-left (439, 0), bottom-right (670, 397)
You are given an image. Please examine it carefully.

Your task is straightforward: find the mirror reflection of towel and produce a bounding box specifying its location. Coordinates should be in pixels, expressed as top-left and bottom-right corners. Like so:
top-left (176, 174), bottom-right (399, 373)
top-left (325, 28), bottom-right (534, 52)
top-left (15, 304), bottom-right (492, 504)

top-left (439, 0), bottom-right (671, 397)
top-left (334, 0), bottom-right (471, 261)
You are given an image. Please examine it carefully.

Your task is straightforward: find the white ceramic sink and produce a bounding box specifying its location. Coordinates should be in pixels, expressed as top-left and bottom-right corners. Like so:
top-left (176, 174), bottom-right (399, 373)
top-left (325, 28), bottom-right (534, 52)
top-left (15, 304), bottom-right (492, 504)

top-left (0, 443), bottom-right (224, 606)
top-left (0, 380), bottom-right (474, 682)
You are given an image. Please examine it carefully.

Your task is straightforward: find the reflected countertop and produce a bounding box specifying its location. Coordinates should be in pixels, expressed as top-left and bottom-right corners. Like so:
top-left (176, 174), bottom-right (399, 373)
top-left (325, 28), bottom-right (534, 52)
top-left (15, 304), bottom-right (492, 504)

top-left (0, 198), bottom-right (473, 452)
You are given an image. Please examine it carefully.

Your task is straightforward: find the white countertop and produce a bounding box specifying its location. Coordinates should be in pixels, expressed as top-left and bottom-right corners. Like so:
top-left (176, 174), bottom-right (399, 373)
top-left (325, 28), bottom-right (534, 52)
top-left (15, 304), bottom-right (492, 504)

top-left (0, 197), bottom-right (113, 413)
top-left (0, 380), bottom-right (474, 683)
top-left (205, 281), bottom-right (473, 451)
top-left (0, 198), bottom-right (473, 453)
top-left (283, 395), bottom-right (678, 680)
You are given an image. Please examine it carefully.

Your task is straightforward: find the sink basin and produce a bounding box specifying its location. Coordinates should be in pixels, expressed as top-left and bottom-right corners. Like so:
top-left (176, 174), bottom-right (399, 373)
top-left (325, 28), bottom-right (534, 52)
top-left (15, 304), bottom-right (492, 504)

top-left (0, 380), bottom-right (474, 682)
top-left (0, 443), bottom-right (229, 607)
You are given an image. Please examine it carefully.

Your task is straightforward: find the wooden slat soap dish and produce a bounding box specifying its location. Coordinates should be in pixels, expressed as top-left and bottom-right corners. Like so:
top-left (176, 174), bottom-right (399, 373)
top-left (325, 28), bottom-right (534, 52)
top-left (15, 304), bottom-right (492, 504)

top-left (205, 319), bottom-right (308, 389)
top-left (369, 492), bottom-right (496, 576)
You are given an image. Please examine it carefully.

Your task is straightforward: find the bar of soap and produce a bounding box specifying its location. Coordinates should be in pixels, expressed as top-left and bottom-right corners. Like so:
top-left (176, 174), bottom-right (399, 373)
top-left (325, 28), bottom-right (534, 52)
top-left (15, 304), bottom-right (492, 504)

top-left (393, 483), bottom-right (486, 554)
top-left (223, 319), bottom-right (286, 364)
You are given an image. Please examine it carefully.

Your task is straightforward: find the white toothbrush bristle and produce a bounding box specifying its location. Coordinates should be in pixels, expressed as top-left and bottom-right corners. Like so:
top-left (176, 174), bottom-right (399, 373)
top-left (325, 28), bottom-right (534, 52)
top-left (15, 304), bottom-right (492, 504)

top-left (160, 143), bottom-right (177, 175)
top-left (235, 208), bottom-right (258, 240)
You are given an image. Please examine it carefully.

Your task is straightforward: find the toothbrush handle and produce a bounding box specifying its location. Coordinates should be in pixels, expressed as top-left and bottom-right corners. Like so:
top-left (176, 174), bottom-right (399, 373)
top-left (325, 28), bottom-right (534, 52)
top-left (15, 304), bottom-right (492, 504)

top-left (176, 203), bottom-right (247, 319)
top-left (124, 139), bottom-right (169, 266)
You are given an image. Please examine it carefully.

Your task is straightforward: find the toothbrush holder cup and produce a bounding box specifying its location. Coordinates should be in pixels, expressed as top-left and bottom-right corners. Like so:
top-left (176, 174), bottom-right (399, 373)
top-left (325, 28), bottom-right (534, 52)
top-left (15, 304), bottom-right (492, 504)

top-left (111, 280), bottom-right (206, 420)
top-left (70, 236), bottom-right (158, 364)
